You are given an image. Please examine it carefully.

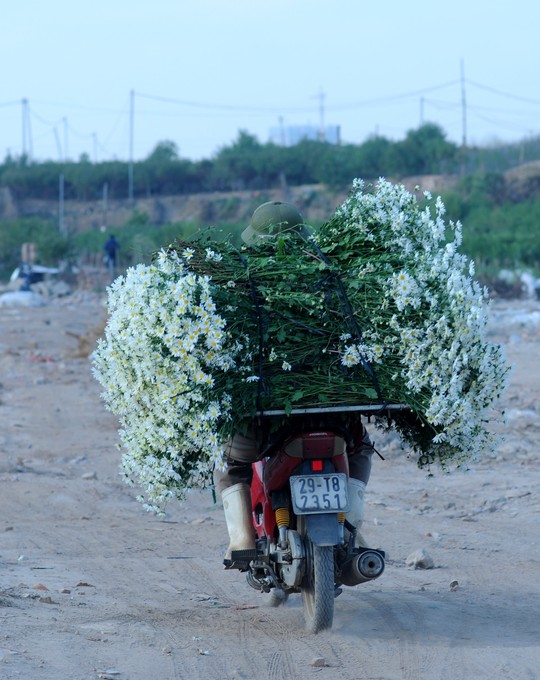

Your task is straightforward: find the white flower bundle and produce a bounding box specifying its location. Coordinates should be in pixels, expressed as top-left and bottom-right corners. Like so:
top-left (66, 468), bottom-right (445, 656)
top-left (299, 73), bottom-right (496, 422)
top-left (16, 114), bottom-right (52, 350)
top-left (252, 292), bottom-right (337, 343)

top-left (92, 251), bottom-right (252, 510)
top-left (93, 179), bottom-right (507, 510)
top-left (318, 179), bottom-right (507, 464)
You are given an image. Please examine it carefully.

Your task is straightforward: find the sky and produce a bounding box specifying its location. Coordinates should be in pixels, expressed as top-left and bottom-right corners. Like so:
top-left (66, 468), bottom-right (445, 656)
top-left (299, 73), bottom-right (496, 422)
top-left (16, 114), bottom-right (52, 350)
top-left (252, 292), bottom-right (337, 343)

top-left (2, 0), bottom-right (540, 163)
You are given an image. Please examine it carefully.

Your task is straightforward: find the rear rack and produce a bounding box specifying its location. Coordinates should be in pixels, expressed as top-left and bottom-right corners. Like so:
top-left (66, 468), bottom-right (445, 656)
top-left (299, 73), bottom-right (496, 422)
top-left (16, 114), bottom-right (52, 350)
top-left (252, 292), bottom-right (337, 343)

top-left (256, 403), bottom-right (409, 417)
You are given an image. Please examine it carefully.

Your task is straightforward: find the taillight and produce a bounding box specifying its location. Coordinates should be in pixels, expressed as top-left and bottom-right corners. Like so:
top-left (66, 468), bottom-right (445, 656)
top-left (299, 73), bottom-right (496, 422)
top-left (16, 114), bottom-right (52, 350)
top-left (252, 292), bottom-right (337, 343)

top-left (311, 459), bottom-right (324, 472)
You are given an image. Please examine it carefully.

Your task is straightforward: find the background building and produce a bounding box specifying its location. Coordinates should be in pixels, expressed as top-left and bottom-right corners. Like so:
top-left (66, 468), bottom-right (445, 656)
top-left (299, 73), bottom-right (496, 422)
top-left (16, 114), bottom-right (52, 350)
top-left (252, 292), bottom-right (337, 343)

top-left (269, 124), bottom-right (341, 146)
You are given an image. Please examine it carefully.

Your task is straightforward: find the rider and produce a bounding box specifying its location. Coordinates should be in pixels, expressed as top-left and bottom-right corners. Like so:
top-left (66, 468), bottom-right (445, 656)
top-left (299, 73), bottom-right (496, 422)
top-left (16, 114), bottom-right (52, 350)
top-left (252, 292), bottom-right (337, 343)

top-left (213, 201), bottom-right (376, 568)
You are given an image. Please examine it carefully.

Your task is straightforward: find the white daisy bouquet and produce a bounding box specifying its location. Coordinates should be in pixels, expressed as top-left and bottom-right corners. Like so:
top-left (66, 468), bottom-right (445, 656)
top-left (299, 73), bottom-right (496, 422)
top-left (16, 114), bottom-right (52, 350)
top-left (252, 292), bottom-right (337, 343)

top-left (93, 179), bottom-right (507, 510)
top-left (92, 253), bottom-right (255, 510)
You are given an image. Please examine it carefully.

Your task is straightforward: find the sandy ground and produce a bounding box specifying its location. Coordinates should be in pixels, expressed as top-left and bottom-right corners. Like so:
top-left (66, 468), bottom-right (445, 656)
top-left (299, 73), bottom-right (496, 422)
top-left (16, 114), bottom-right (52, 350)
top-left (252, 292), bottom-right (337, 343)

top-left (0, 291), bottom-right (539, 680)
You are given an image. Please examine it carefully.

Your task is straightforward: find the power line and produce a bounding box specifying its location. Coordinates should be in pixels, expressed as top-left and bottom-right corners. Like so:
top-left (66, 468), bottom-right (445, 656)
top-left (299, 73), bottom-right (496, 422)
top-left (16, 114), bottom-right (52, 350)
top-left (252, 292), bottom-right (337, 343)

top-left (136, 90), bottom-right (315, 114)
top-left (29, 99), bottom-right (129, 115)
top-left (15, 77), bottom-right (535, 119)
top-left (466, 79), bottom-right (540, 106)
top-left (4, 75), bottom-right (540, 162)
top-left (28, 107), bottom-right (63, 127)
top-left (66, 121), bottom-right (94, 139)
top-left (423, 98), bottom-right (461, 111)
top-left (136, 80), bottom-right (462, 114)
top-left (429, 98), bottom-right (540, 116)
top-left (102, 95), bottom-right (131, 150)
top-left (328, 80), bottom-right (462, 111)
top-left (467, 108), bottom-right (538, 135)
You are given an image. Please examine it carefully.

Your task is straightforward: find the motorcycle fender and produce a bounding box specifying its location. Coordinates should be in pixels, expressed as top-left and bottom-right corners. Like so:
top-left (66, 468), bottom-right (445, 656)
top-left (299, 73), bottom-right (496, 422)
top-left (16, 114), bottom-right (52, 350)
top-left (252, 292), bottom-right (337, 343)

top-left (304, 513), bottom-right (339, 546)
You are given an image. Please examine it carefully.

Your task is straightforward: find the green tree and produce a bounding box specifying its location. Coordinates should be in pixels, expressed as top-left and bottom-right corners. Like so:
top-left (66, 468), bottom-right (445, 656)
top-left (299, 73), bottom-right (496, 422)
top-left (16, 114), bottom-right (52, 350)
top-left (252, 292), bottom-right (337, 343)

top-left (139, 143), bottom-right (196, 197)
top-left (394, 123), bottom-right (458, 176)
top-left (212, 131), bottom-right (265, 189)
top-left (146, 140), bottom-right (180, 164)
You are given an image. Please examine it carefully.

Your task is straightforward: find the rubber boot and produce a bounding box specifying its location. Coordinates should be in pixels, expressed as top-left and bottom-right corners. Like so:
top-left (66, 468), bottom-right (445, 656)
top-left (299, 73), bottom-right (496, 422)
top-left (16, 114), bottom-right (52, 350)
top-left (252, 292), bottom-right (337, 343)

top-left (347, 478), bottom-right (368, 549)
top-left (221, 482), bottom-right (256, 569)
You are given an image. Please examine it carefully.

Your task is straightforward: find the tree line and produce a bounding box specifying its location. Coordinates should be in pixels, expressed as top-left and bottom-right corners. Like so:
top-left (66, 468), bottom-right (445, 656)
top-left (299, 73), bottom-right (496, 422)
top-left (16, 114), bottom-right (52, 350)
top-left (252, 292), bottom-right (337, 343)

top-left (3, 123), bottom-right (540, 202)
top-left (2, 122), bottom-right (540, 286)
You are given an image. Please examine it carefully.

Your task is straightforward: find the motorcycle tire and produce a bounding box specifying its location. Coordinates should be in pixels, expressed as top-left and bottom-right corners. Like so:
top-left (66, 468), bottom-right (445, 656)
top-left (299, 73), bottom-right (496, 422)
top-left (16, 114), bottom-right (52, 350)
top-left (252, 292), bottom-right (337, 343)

top-left (301, 532), bottom-right (335, 633)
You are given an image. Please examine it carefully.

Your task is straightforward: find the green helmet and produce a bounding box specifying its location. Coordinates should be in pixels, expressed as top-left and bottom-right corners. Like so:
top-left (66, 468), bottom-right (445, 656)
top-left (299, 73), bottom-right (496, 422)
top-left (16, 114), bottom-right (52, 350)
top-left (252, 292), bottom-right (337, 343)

top-left (241, 201), bottom-right (309, 244)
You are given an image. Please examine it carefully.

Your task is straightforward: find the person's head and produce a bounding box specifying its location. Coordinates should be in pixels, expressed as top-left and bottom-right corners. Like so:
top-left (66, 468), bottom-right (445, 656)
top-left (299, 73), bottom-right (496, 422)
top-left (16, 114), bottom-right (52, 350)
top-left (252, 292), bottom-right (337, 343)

top-left (241, 201), bottom-right (310, 245)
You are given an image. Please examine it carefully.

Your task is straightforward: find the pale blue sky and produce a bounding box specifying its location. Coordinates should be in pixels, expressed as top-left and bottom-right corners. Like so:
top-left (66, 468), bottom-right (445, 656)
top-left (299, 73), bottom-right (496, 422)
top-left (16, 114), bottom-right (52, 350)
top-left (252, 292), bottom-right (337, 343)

top-left (1, 0), bottom-right (539, 162)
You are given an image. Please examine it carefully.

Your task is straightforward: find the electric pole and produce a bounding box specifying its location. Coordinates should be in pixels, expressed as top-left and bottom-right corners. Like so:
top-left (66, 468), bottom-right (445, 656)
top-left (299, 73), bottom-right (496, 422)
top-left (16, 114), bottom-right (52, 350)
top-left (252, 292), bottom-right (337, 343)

top-left (460, 59), bottom-right (467, 148)
top-left (22, 98), bottom-right (27, 157)
top-left (317, 88), bottom-right (325, 141)
top-left (128, 89), bottom-right (134, 203)
top-left (21, 98), bottom-right (33, 159)
top-left (102, 182), bottom-right (109, 229)
top-left (63, 117), bottom-right (69, 161)
top-left (59, 173), bottom-right (65, 235)
top-left (53, 127), bottom-right (62, 160)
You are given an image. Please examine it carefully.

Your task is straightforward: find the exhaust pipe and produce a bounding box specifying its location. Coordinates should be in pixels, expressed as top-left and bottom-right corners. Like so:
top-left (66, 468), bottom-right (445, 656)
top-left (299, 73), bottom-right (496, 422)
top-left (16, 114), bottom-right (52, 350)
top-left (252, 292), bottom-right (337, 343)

top-left (339, 549), bottom-right (385, 586)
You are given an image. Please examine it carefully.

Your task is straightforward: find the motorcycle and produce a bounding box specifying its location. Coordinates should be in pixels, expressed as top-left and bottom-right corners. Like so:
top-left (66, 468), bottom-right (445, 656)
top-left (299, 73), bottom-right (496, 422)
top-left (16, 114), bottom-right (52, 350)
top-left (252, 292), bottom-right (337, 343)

top-left (229, 405), bottom-right (391, 633)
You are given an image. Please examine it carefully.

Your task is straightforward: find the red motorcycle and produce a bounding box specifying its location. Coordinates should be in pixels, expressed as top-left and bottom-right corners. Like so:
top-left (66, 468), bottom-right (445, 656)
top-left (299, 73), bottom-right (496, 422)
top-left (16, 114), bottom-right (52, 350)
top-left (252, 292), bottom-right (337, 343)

top-left (229, 406), bottom-right (387, 633)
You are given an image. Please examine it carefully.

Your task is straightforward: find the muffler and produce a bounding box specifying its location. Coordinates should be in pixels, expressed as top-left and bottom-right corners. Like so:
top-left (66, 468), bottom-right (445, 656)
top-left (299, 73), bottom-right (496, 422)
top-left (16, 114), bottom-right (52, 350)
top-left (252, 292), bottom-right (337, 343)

top-left (338, 549), bottom-right (385, 586)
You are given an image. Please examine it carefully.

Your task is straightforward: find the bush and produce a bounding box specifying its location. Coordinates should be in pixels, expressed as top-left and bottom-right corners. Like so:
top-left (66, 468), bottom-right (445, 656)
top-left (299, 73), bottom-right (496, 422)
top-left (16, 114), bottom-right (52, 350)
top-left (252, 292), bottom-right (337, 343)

top-left (0, 218), bottom-right (69, 278)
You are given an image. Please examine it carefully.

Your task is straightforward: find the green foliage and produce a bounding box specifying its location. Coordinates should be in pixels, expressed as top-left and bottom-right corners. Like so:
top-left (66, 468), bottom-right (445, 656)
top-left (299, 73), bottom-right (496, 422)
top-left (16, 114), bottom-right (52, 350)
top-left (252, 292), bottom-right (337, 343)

top-left (72, 219), bottom-right (227, 269)
top-left (441, 172), bottom-right (540, 274)
top-left (0, 123), bottom-right (464, 200)
top-left (393, 123), bottom-right (458, 176)
top-left (462, 200), bottom-right (540, 271)
top-left (0, 217), bottom-right (69, 277)
top-left (2, 124), bottom-right (540, 283)
top-left (318, 137), bottom-right (399, 188)
top-left (3, 124), bottom-right (540, 202)
top-left (145, 140), bottom-right (180, 164)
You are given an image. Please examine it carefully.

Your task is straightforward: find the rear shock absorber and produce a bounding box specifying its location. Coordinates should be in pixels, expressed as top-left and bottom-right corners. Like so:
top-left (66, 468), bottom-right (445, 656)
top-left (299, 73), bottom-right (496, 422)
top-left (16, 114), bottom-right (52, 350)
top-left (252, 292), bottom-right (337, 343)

top-left (275, 507), bottom-right (290, 548)
top-left (338, 511), bottom-right (346, 544)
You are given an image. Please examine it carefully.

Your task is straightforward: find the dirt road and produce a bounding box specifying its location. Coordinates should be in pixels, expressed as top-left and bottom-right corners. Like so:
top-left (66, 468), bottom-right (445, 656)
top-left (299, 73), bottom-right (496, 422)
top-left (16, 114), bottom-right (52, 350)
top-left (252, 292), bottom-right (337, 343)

top-left (1, 293), bottom-right (539, 679)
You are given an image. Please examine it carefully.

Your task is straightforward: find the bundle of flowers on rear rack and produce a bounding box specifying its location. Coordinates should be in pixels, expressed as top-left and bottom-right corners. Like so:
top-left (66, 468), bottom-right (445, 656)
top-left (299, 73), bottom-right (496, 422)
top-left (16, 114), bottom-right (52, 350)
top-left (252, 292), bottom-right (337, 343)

top-left (93, 179), bottom-right (507, 511)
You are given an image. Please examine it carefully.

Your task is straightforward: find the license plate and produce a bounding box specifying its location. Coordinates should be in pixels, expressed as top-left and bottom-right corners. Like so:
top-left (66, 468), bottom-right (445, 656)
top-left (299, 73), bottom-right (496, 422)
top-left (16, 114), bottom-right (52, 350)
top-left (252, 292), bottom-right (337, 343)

top-left (290, 473), bottom-right (349, 514)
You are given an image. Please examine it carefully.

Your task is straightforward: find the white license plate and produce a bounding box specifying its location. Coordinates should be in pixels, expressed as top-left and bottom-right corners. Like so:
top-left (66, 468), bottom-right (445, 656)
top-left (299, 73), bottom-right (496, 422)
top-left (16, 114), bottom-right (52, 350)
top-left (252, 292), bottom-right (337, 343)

top-left (290, 473), bottom-right (349, 514)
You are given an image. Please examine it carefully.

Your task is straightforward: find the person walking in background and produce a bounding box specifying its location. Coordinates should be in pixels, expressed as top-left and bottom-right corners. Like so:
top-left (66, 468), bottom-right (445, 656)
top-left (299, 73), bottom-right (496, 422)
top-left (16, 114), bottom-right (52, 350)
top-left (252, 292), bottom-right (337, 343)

top-left (104, 234), bottom-right (120, 279)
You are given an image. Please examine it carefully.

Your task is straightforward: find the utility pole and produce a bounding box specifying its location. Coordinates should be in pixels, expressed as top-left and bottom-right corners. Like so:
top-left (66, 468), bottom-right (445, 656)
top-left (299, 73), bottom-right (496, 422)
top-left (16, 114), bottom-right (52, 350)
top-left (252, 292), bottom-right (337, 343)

top-left (21, 98), bottom-right (33, 159)
top-left (460, 59), bottom-right (467, 148)
top-left (63, 117), bottom-right (69, 161)
top-left (59, 173), bottom-right (66, 235)
top-left (128, 89), bottom-right (134, 203)
top-left (102, 182), bottom-right (109, 229)
top-left (420, 96), bottom-right (424, 125)
top-left (53, 127), bottom-right (62, 160)
top-left (317, 88), bottom-right (325, 141)
top-left (27, 100), bottom-right (33, 159)
top-left (22, 98), bottom-right (27, 157)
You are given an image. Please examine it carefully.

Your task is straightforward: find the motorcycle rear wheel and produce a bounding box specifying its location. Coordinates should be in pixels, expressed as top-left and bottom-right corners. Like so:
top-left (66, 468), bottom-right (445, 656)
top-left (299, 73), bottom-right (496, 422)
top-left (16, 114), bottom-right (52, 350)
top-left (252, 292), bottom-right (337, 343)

top-left (300, 526), bottom-right (335, 633)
